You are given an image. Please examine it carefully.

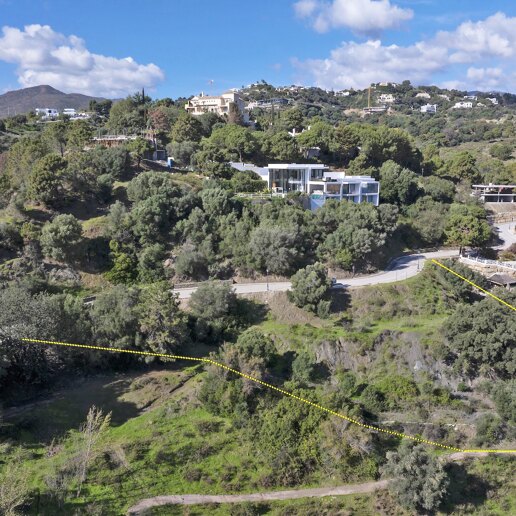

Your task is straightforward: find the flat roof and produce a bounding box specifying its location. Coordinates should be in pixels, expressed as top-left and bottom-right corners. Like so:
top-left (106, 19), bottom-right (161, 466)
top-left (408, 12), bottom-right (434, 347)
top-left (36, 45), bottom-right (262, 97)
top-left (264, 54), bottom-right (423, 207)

top-left (267, 164), bottom-right (328, 169)
top-left (472, 184), bottom-right (516, 188)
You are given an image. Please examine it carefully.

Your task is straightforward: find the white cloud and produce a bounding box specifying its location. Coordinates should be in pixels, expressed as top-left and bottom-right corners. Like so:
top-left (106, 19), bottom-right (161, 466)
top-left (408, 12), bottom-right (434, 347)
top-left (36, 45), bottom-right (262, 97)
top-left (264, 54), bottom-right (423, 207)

top-left (294, 0), bottom-right (413, 35)
top-left (294, 12), bottom-right (516, 92)
top-left (0, 24), bottom-right (165, 97)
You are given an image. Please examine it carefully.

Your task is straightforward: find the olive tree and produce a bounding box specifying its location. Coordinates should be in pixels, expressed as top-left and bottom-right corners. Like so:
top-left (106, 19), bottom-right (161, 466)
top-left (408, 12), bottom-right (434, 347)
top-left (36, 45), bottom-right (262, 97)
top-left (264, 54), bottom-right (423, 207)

top-left (288, 262), bottom-right (331, 314)
top-left (40, 214), bottom-right (83, 262)
top-left (381, 443), bottom-right (449, 513)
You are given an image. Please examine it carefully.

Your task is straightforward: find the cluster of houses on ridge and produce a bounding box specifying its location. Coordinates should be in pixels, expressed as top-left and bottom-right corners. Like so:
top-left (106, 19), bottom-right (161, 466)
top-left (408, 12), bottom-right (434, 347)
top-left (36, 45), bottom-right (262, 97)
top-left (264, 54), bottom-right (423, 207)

top-left (366, 91), bottom-right (501, 115)
top-left (35, 107), bottom-right (90, 121)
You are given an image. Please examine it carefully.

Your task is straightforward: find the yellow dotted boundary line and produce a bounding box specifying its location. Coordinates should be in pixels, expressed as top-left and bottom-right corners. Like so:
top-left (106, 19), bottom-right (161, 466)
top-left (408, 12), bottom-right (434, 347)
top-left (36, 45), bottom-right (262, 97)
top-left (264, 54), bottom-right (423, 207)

top-left (431, 259), bottom-right (516, 312)
top-left (20, 337), bottom-right (516, 455)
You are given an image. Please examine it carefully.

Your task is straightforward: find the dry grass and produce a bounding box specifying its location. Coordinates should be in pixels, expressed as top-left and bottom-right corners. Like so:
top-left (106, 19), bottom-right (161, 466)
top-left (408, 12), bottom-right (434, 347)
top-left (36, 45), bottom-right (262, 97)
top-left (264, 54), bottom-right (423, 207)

top-left (249, 291), bottom-right (325, 327)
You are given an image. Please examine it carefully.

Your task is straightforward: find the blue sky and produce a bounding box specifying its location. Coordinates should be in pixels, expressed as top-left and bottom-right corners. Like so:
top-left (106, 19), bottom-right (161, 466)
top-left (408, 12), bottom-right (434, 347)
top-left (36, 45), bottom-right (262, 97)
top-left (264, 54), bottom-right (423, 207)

top-left (1, 0), bottom-right (516, 98)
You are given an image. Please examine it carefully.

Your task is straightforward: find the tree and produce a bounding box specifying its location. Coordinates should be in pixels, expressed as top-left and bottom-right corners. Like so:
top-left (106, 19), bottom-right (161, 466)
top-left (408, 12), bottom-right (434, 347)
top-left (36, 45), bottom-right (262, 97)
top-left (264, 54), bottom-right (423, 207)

top-left (228, 102), bottom-right (244, 125)
top-left (443, 292), bottom-right (516, 378)
top-left (174, 248), bottom-right (209, 280)
top-left (91, 285), bottom-right (141, 349)
top-left (296, 121), bottom-right (335, 155)
top-left (40, 214), bottom-right (83, 261)
top-left (138, 282), bottom-right (190, 354)
top-left (189, 281), bottom-right (238, 333)
top-left (74, 406), bottom-right (112, 497)
top-left (89, 99), bottom-right (113, 118)
top-left (88, 146), bottom-right (129, 179)
top-left (444, 204), bottom-right (491, 254)
top-left (420, 175), bottom-right (455, 203)
top-left (249, 225), bottom-right (300, 275)
top-left (170, 112), bottom-right (204, 143)
top-left (199, 186), bottom-right (233, 216)
top-left (379, 160), bottom-right (420, 205)
top-left (137, 244), bottom-right (166, 282)
top-left (281, 108), bottom-right (304, 132)
top-left (0, 447), bottom-right (31, 516)
top-left (360, 125), bottom-right (422, 172)
top-left (130, 194), bottom-right (176, 244)
top-left (265, 131), bottom-right (300, 162)
top-left (27, 154), bottom-right (67, 206)
top-left (127, 171), bottom-right (180, 203)
top-left (127, 137), bottom-right (153, 169)
top-left (105, 240), bottom-right (138, 284)
top-left (445, 151), bottom-right (480, 182)
top-left (67, 120), bottom-right (93, 150)
top-left (288, 262), bottom-right (331, 313)
top-left (107, 95), bottom-right (145, 133)
top-left (4, 136), bottom-right (49, 189)
top-left (490, 142), bottom-right (513, 161)
top-left (216, 328), bottom-right (276, 395)
top-left (166, 140), bottom-right (199, 167)
top-left (331, 123), bottom-right (360, 164)
top-left (406, 197), bottom-right (448, 245)
top-left (207, 125), bottom-right (258, 162)
top-left (44, 120), bottom-right (68, 156)
top-left (381, 443), bottom-right (449, 513)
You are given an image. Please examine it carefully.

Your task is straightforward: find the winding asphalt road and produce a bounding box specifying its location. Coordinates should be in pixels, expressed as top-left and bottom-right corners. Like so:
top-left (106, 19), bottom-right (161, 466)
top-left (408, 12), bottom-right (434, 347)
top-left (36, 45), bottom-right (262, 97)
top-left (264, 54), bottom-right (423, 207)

top-left (173, 222), bottom-right (515, 300)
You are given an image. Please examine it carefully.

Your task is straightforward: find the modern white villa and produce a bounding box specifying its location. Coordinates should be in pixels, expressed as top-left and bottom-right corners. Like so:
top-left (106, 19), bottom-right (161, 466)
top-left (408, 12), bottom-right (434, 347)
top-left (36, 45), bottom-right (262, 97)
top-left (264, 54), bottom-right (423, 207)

top-left (35, 108), bottom-right (58, 119)
top-left (453, 101), bottom-right (473, 109)
top-left (230, 163), bottom-right (380, 210)
top-left (472, 184), bottom-right (516, 203)
top-left (421, 104), bottom-right (437, 114)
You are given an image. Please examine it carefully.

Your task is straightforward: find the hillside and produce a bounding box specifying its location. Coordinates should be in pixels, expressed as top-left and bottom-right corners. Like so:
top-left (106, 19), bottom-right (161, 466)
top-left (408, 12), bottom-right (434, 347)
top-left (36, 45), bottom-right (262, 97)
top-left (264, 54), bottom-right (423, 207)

top-left (0, 85), bottom-right (107, 118)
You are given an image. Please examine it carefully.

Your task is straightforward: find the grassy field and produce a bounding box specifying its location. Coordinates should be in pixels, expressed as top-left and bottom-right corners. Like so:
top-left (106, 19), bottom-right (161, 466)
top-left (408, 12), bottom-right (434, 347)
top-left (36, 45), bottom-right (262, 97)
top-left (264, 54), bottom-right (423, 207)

top-left (2, 272), bottom-right (514, 515)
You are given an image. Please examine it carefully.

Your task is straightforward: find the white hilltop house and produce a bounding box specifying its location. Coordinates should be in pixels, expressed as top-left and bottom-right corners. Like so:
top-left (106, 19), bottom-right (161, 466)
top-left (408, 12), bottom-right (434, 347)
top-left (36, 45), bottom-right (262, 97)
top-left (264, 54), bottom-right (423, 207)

top-left (35, 108), bottom-right (58, 120)
top-left (230, 162), bottom-right (380, 211)
top-left (185, 91), bottom-right (249, 123)
top-left (487, 97), bottom-right (499, 105)
top-left (421, 104), bottom-right (437, 114)
top-left (415, 92), bottom-right (431, 99)
top-left (378, 93), bottom-right (395, 103)
top-left (453, 101), bottom-right (473, 109)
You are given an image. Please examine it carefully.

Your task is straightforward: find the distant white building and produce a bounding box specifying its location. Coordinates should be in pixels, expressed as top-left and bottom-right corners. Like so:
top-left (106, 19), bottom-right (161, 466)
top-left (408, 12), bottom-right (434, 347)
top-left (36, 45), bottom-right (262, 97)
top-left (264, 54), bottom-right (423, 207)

top-left (35, 108), bottom-right (58, 120)
top-left (453, 101), bottom-right (473, 109)
top-left (378, 94), bottom-right (395, 103)
top-left (230, 162), bottom-right (380, 210)
top-left (415, 92), bottom-right (431, 99)
top-left (421, 104), bottom-right (437, 114)
top-left (464, 95), bottom-right (478, 101)
top-left (363, 105), bottom-right (388, 114)
top-left (247, 98), bottom-right (289, 110)
top-left (335, 90), bottom-right (351, 97)
top-left (438, 94), bottom-right (450, 101)
top-left (185, 91), bottom-right (249, 123)
top-left (487, 97), bottom-right (499, 105)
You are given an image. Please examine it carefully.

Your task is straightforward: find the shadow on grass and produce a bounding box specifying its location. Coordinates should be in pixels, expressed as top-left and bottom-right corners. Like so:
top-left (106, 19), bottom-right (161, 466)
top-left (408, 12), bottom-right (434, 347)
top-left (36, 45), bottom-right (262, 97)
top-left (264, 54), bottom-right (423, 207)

top-left (440, 463), bottom-right (489, 514)
top-left (330, 288), bottom-right (351, 314)
top-left (2, 374), bottom-right (142, 445)
top-left (237, 298), bottom-right (269, 327)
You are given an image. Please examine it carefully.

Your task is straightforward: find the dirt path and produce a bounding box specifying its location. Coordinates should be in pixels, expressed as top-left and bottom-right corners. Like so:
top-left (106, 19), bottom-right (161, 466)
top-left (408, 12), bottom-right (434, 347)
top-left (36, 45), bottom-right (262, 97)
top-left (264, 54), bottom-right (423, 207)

top-left (127, 480), bottom-right (389, 514)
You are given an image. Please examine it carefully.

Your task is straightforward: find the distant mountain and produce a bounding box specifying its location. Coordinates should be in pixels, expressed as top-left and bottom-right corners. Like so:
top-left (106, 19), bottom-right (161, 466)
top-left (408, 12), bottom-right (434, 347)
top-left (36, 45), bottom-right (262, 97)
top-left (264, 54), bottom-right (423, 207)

top-left (0, 85), bottom-right (108, 118)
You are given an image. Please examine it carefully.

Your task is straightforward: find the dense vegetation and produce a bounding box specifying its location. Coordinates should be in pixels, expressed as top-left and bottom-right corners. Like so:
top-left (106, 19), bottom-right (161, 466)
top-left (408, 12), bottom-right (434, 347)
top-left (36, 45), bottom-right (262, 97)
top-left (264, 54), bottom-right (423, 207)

top-left (0, 82), bottom-right (515, 514)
